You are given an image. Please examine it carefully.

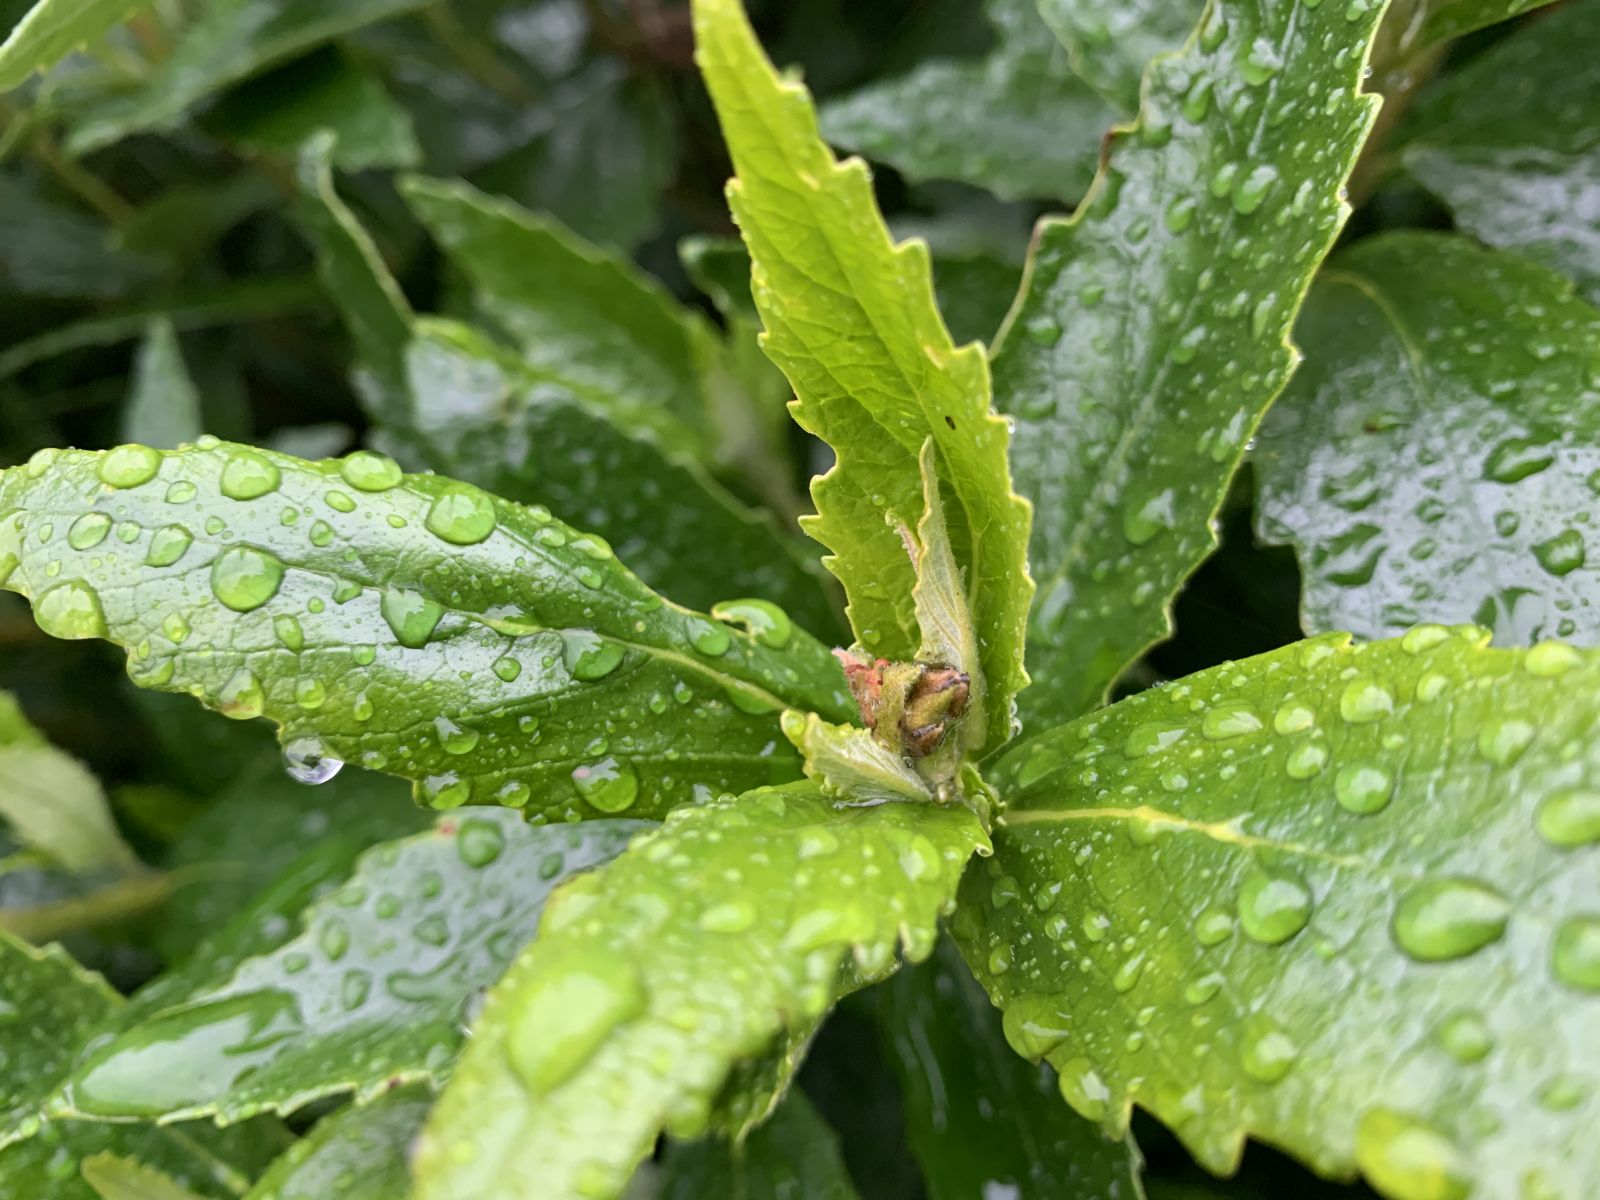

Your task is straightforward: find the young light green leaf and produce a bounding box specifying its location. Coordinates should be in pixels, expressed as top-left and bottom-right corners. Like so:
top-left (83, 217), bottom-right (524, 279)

top-left (1399, 4), bottom-right (1600, 305)
top-left (658, 1089), bottom-right (860, 1200)
top-left (910, 439), bottom-right (984, 747)
top-left (123, 319), bottom-right (203, 451)
top-left (0, 691), bottom-right (138, 876)
top-left (56, 812), bottom-right (642, 1125)
top-left (958, 628), bottom-right (1600, 1197)
top-left (203, 49), bottom-right (420, 171)
top-left (695, 0), bottom-right (1033, 754)
top-left (820, 0), bottom-right (1110, 203)
top-left (994, 0), bottom-right (1388, 732)
top-left (0, 440), bottom-right (851, 819)
top-left (82, 1154), bottom-right (209, 1200)
top-left (65, 0), bottom-right (431, 153)
top-left (781, 710), bottom-right (931, 806)
top-left (0, 0), bottom-right (153, 92)
top-left (878, 938), bottom-right (1146, 1200)
top-left (242, 1085), bottom-right (431, 1200)
top-left (1255, 234), bottom-right (1600, 645)
top-left (412, 782), bottom-right (989, 1200)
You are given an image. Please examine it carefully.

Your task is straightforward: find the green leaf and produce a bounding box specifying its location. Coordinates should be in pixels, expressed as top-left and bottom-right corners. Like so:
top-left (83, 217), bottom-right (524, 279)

top-left (782, 710), bottom-right (932, 806)
top-left (0, 174), bottom-right (165, 300)
top-left (82, 1154), bottom-right (209, 1200)
top-left (820, 0), bottom-right (1111, 203)
top-left (878, 938), bottom-right (1146, 1200)
top-left (0, 440), bottom-right (851, 819)
top-left (1032, 0), bottom-right (1197, 112)
top-left (658, 1089), bottom-right (861, 1199)
top-left (0, 690), bottom-right (137, 875)
top-left (957, 628), bottom-right (1600, 1196)
top-left (65, 0), bottom-right (431, 153)
top-left (1255, 233), bottom-right (1600, 644)
top-left (123, 319), bottom-right (202, 452)
top-left (242, 1086), bottom-right (431, 1200)
top-left (203, 48), bottom-right (420, 171)
top-left (401, 320), bottom-right (839, 634)
top-left (1399, 3), bottom-right (1600, 305)
top-left (412, 782), bottom-right (989, 1200)
top-left (695, 0), bottom-right (1033, 754)
top-left (0, 0), bottom-right (153, 92)
top-left (57, 811), bottom-right (642, 1124)
top-left (993, 0), bottom-right (1387, 732)
top-left (1419, 0), bottom-right (1562, 43)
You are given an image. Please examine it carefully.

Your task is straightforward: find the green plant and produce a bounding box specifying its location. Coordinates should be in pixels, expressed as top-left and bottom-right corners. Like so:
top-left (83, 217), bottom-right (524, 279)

top-left (0, 0), bottom-right (1595, 1198)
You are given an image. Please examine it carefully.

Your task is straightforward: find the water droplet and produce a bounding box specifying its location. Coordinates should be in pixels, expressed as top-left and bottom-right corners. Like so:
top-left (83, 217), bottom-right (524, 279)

top-left (457, 818), bottom-right (505, 867)
top-left (381, 590), bottom-right (444, 648)
top-left (1434, 1011), bottom-right (1492, 1063)
top-left (161, 612), bottom-right (190, 644)
top-left (709, 598), bottom-right (794, 648)
top-left (1533, 529), bottom-right (1586, 577)
top-left (688, 620), bottom-right (732, 657)
top-left (320, 918), bottom-right (350, 961)
top-left (1273, 701), bottom-right (1316, 734)
top-left (699, 899), bottom-right (756, 933)
top-left (1392, 878), bottom-right (1509, 962)
top-left (1024, 315), bottom-right (1062, 345)
top-left (211, 546), bottom-right (285, 612)
top-left (1483, 437), bottom-right (1555, 484)
top-left (1195, 907), bottom-right (1234, 946)
top-left (1524, 641), bottom-right (1580, 677)
top-left (1056, 1057), bottom-right (1111, 1122)
top-left (572, 757), bottom-right (638, 813)
top-left (493, 655), bottom-right (521, 682)
top-left (1240, 1018), bottom-right (1298, 1083)
top-left (145, 524), bottom-right (193, 567)
top-left (424, 484), bottom-right (496, 545)
top-left (97, 445), bottom-right (162, 489)
top-left (563, 632), bottom-right (624, 681)
top-left (340, 450), bottom-right (403, 492)
top-left (1122, 488), bottom-right (1176, 545)
top-left (219, 451), bottom-right (281, 500)
top-left (1000, 994), bottom-right (1070, 1059)
top-left (274, 614), bottom-right (304, 651)
top-left (1355, 1109), bottom-right (1469, 1200)
top-left (1339, 678), bottom-right (1394, 724)
top-left (1123, 722), bottom-right (1186, 757)
top-left (34, 580), bottom-right (107, 640)
top-left (1477, 718), bottom-right (1534, 766)
top-left (284, 737), bottom-right (343, 784)
top-left (1238, 869), bottom-right (1312, 944)
top-left (507, 952), bottom-right (646, 1093)
top-left (1202, 702), bottom-right (1262, 740)
top-left (422, 773), bottom-right (471, 809)
top-left (1184, 972), bottom-right (1223, 1004)
top-left (1335, 763), bottom-right (1393, 814)
top-left (1401, 624), bottom-right (1450, 655)
top-left (1285, 739), bottom-right (1329, 779)
top-left (293, 678), bottom-right (326, 710)
top-left (1536, 789), bottom-right (1600, 848)
top-left (218, 668), bottom-right (264, 720)
top-left (67, 513), bottom-right (110, 550)
top-left (1112, 952), bottom-right (1145, 992)
top-left (1552, 916), bottom-right (1600, 991)
top-left (1239, 36), bottom-right (1282, 84)
top-left (434, 717), bottom-right (480, 755)
top-left (1232, 163), bottom-right (1278, 214)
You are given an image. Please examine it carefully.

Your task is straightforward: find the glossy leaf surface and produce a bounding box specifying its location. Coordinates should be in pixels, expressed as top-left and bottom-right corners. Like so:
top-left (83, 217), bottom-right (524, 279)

top-left (879, 938), bottom-right (1147, 1200)
top-left (658, 1090), bottom-right (860, 1199)
top-left (994, 0), bottom-right (1386, 731)
top-left (413, 782), bottom-right (988, 1200)
top-left (81, 1154), bottom-right (209, 1200)
top-left (242, 1086), bottom-right (431, 1200)
top-left (0, 441), bottom-right (851, 819)
top-left (696, 0), bottom-right (1033, 752)
top-left (958, 629), bottom-right (1600, 1198)
top-left (1255, 234), bottom-right (1600, 644)
top-left (821, 0), bottom-right (1110, 203)
top-left (1400, 3), bottom-right (1600, 305)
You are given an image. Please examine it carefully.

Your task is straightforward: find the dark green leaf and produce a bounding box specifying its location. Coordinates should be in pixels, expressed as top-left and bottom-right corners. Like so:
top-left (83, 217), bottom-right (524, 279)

top-left (1032, 0), bottom-right (1197, 113)
top-left (242, 1086), bottom-right (432, 1200)
top-left (1420, 0), bottom-right (1562, 43)
top-left (0, 0), bottom-right (152, 92)
top-left (0, 174), bottom-right (164, 300)
top-left (821, 0), bottom-right (1110, 203)
top-left (658, 1089), bottom-right (861, 1200)
top-left (959, 629), bottom-right (1600, 1196)
top-left (0, 440), bottom-right (851, 819)
top-left (122, 320), bottom-right (202, 451)
top-left (412, 782), bottom-right (988, 1200)
top-left (696, 0), bottom-right (1034, 754)
top-left (993, 0), bottom-right (1387, 732)
top-left (1255, 233), bottom-right (1600, 644)
top-left (879, 938), bottom-right (1146, 1200)
top-left (1400, 3), bottom-right (1600, 305)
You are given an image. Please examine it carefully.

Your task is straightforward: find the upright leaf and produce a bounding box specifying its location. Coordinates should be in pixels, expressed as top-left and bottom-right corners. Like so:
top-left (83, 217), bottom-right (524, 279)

top-left (994, 0), bottom-right (1388, 732)
top-left (56, 813), bottom-right (642, 1124)
top-left (820, 0), bottom-right (1111, 203)
top-left (958, 629), bottom-right (1600, 1197)
top-left (695, 0), bottom-right (1033, 753)
top-left (1255, 234), bottom-right (1600, 644)
top-left (658, 1090), bottom-right (861, 1200)
top-left (81, 1155), bottom-right (209, 1200)
top-left (1399, 3), bottom-right (1600, 305)
top-left (878, 938), bottom-right (1146, 1200)
top-left (242, 1086), bottom-right (430, 1200)
top-left (0, 0), bottom-right (153, 92)
top-left (123, 320), bottom-right (203, 451)
top-left (413, 783), bottom-right (988, 1200)
top-left (0, 441), bottom-right (851, 820)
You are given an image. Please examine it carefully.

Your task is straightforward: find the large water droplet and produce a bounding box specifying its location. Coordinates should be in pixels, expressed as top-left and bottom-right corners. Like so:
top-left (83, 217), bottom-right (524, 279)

top-left (1434, 1011), bottom-right (1492, 1064)
top-left (145, 524), bottom-right (193, 567)
top-left (1240, 1018), bottom-right (1298, 1083)
top-left (67, 513), bottom-right (110, 551)
top-left (1552, 916), bottom-right (1600, 991)
top-left (424, 484), bottom-right (497, 545)
top-left (457, 818), bottom-right (505, 867)
top-left (1238, 869), bottom-right (1312, 944)
top-left (1533, 529), bottom-right (1586, 577)
top-left (35, 580), bottom-right (107, 640)
top-left (572, 757), bottom-right (639, 813)
top-left (284, 737), bottom-right (343, 785)
top-left (1354, 1109), bottom-right (1469, 1200)
top-left (434, 717), bottom-right (480, 756)
top-left (340, 451), bottom-right (402, 493)
top-left (1000, 994), bottom-right (1071, 1059)
top-left (1482, 436), bottom-right (1554, 484)
top-left (1122, 488), bottom-right (1176, 545)
top-left (563, 631), bottom-right (624, 681)
top-left (381, 590), bottom-right (444, 648)
top-left (274, 614), bottom-right (304, 651)
top-left (1202, 702), bottom-right (1262, 740)
top-left (1536, 789), bottom-right (1600, 848)
top-left (1392, 878), bottom-right (1509, 962)
top-left (709, 598), bottom-right (793, 648)
top-left (218, 668), bottom-right (265, 720)
top-left (1339, 678), bottom-right (1394, 724)
top-left (1123, 722), bottom-right (1186, 758)
top-left (688, 619), bottom-right (732, 657)
top-left (97, 444), bottom-right (162, 489)
top-left (219, 451), bottom-right (281, 500)
top-left (1476, 718), bottom-right (1534, 766)
top-left (211, 546), bottom-right (285, 612)
top-left (507, 952), bottom-right (646, 1094)
top-left (1335, 763), bottom-right (1393, 814)
top-left (1055, 1057), bottom-right (1111, 1122)
top-left (1272, 701), bottom-right (1316, 734)
top-left (1524, 641), bottom-right (1580, 677)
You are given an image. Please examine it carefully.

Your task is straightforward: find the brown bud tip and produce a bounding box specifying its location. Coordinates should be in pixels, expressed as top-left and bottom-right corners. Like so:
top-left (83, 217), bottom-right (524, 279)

top-left (834, 648), bottom-right (890, 730)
